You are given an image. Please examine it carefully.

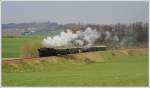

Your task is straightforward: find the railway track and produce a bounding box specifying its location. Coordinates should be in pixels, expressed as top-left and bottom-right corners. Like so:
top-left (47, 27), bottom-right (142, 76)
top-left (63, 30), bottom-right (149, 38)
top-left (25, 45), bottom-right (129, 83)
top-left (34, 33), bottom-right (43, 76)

top-left (2, 48), bottom-right (147, 64)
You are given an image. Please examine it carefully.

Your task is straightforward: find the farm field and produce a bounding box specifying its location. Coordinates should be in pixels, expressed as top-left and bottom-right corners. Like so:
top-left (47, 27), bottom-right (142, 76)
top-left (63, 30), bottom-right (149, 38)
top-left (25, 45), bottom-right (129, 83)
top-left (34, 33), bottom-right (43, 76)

top-left (2, 30), bottom-right (63, 58)
top-left (2, 36), bottom-right (44, 58)
top-left (2, 49), bottom-right (148, 86)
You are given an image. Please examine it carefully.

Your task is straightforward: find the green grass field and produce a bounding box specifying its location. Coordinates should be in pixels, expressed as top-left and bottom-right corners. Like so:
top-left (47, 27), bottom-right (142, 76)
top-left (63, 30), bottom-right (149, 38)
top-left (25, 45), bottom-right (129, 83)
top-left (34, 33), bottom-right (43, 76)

top-left (2, 50), bottom-right (148, 86)
top-left (2, 30), bottom-right (62, 58)
top-left (2, 36), bottom-right (44, 58)
top-left (2, 36), bottom-right (148, 86)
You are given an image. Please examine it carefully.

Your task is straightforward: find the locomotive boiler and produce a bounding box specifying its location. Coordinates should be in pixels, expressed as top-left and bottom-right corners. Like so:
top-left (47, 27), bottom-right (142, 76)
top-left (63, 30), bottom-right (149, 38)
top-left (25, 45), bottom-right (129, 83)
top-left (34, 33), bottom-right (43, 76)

top-left (38, 46), bottom-right (107, 57)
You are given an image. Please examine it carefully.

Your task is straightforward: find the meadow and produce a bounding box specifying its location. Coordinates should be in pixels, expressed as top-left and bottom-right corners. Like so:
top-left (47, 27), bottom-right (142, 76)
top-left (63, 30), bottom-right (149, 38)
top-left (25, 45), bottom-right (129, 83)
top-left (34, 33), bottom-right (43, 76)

top-left (2, 35), bottom-right (148, 86)
top-left (2, 49), bottom-right (148, 86)
top-left (2, 36), bottom-right (44, 58)
top-left (2, 29), bottom-right (62, 58)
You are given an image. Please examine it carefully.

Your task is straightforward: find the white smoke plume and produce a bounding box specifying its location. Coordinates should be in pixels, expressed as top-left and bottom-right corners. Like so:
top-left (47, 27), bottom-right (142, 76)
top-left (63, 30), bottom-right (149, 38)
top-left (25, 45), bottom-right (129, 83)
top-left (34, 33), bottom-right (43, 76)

top-left (105, 31), bottom-right (111, 41)
top-left (113, 35), bottom-right (119, 42)
top-left (120, 37), bottom-right (127, 45)
top-left (42, 27), bottom-right (100, 48)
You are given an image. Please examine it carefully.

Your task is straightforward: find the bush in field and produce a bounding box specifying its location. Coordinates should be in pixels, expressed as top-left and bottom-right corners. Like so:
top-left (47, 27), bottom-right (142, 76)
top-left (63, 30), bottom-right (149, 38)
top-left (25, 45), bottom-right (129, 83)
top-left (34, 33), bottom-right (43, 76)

top-left (20, 41), bottom-right (41, 58)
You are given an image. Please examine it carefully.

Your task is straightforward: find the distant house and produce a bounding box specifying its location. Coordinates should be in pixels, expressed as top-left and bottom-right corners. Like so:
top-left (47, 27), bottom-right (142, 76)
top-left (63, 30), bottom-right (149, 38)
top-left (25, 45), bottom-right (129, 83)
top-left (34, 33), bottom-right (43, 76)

top-left (21, 31), bottom-right (30, 35)
top-left (21, 30), bottom-right (36, 35)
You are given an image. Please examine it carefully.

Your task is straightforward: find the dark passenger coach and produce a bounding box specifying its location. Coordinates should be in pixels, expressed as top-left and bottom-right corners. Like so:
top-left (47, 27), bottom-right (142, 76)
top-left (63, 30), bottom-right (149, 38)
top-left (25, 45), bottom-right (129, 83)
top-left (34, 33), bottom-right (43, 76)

top-left (38, 46), bottom-right (107, 57)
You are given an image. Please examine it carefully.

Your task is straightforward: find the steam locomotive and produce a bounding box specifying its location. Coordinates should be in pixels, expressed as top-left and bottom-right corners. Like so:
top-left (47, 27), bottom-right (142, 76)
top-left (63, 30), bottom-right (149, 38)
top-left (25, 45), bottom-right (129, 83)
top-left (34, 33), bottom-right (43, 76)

top-left (38, 46), bottom-right (107, 57)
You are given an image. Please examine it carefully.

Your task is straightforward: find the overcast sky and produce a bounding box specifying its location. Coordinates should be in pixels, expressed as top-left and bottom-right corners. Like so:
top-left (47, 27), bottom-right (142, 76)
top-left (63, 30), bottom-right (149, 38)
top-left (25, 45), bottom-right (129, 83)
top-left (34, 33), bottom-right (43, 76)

top-left (2, 1), bottom-right (149, 24)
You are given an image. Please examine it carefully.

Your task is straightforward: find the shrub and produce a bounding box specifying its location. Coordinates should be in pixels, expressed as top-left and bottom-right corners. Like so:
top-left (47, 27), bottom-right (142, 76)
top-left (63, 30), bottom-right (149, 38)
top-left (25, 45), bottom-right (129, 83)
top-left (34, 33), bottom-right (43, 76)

top-left (20, 41), bottom-right (41, 59)
top-left (127, 50), bottom-right (135, 56)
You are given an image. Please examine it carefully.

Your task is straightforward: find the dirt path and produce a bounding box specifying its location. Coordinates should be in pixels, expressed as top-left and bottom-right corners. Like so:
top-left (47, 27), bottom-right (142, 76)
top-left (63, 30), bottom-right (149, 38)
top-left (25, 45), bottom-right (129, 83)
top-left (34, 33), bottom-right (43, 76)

top-left (2, 57), bottom-right (43, 64)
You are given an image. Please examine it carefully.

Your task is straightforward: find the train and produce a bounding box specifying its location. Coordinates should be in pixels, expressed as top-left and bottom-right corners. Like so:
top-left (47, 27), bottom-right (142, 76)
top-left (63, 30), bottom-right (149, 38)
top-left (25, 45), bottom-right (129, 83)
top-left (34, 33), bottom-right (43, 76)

top-left (38, 46), bottom-right (107, 57)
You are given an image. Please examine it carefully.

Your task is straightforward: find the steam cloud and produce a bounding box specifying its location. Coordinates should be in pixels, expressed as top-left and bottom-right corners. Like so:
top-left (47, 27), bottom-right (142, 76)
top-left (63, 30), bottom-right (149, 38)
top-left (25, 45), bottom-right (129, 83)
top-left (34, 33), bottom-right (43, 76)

top-left (41, 26), bottom-right (134, 48)
top-left (42, 27), bottom-right (100, 48)
top-left (105, 31), bottom-right (111, 41)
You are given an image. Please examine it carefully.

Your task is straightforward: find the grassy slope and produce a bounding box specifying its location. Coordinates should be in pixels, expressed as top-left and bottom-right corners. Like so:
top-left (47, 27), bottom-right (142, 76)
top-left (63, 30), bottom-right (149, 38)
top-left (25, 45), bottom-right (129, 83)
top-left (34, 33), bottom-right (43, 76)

top-left (2, 36), bottom-right (44, 58)
top-left (2, 50), bottom-right (148, 86)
